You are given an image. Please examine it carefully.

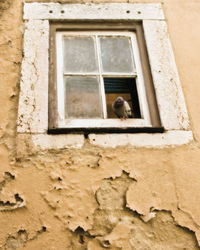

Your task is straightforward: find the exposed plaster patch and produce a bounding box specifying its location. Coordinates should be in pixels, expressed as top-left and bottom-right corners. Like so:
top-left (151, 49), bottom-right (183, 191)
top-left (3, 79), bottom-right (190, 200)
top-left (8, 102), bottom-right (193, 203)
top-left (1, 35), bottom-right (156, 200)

top-left (95, 172), bottom-right (135, 210)
top-left (89, 130), bottom-right (193, 148)
top-left (39, 161), bottom-right (127, 233)
top-left (87, 209), bottom-right (199, 249)
top-left (105, 211), bottom-right (198, 249)
top-left (4, 226), bottom-right (46, 250)
top-left (102, 222), bottom-right (133, 249)
top-left (125, 163), bottom-right (200, 246)
top-left (6, 230), bottom-right (28, 250)
top-left (63, 152), bottom-right (102, 169)
top-left (125, 164), bottom-right (177, 216)
top-left (41, 181), bottom-right (98, 231)
top-left (87, 172), bottom-right (199, 249)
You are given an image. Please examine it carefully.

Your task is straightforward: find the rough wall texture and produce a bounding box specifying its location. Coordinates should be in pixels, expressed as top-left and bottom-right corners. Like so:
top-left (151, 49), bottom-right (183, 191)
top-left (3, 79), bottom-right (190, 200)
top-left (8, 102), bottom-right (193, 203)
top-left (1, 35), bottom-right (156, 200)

top-left (1, 0), bottom-right (200, 249)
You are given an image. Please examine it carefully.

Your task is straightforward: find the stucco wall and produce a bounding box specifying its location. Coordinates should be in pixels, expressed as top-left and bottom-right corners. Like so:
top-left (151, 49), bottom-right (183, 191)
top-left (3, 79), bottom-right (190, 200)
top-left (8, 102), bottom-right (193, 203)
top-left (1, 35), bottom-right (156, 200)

top-left (1, 0), bottom-right (200, 249)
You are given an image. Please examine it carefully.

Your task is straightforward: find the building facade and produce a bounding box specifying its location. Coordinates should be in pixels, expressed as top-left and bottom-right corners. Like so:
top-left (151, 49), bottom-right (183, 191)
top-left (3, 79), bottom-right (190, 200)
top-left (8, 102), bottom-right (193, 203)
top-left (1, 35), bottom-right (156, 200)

top-left (0, 0), bottom-right (200, 249)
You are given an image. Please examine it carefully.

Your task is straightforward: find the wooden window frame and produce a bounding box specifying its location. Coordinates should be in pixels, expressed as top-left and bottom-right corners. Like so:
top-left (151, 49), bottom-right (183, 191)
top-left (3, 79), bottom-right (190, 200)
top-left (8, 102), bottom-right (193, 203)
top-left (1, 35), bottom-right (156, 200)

top-left (48, 22), bottom-right (163, 134)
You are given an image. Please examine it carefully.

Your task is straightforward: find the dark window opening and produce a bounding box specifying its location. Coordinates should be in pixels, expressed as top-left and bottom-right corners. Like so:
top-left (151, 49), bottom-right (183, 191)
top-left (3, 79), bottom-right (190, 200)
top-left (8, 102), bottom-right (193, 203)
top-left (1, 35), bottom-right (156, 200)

top-left (104, 78), bottom-right (141, 118)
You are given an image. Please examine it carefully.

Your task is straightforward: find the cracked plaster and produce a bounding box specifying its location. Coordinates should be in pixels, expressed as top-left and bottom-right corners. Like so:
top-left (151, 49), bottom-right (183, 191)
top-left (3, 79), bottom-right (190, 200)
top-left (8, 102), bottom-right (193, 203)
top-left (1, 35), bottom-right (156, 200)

top-left (17, 19), bottom-right (49, 133)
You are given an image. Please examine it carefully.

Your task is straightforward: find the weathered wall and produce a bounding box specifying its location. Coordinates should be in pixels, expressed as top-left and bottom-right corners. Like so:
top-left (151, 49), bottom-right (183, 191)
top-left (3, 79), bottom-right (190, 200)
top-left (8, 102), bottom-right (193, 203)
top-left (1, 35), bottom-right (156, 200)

top-left (1, 0), bottom-right (200, 249)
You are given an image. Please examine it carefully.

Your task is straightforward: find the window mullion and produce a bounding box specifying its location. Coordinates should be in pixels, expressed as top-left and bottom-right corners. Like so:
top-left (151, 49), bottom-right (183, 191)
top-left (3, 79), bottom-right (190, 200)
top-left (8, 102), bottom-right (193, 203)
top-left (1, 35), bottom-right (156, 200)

top-left (95, 35), bottom-right (107, 119)
top-left (130, 33), bottom-right (151, 125)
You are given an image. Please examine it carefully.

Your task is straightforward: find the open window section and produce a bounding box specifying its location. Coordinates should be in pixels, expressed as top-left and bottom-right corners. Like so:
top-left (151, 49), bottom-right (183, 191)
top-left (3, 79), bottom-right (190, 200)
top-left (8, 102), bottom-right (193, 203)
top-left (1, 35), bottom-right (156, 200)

top-left (104, 78), bottom-right (141, 119)
top-left (52, 30), bottom-right (162, 132)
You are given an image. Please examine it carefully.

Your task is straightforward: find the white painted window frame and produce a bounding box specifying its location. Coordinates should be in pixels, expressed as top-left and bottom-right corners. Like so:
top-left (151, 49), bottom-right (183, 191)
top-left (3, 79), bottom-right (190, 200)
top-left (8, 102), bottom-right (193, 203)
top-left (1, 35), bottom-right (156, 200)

top-left (56, 31), bottom-right (151, 128)
top-left (17, 3), bottom-right (193, 149)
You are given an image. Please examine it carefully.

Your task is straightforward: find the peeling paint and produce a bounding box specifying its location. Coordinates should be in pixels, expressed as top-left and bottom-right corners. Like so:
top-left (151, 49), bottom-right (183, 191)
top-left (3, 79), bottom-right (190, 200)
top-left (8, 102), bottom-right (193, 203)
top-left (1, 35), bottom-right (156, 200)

top-left (4, 226), bottom-right (46, 250)
top-left (0, 193), bottom-right (25, 211)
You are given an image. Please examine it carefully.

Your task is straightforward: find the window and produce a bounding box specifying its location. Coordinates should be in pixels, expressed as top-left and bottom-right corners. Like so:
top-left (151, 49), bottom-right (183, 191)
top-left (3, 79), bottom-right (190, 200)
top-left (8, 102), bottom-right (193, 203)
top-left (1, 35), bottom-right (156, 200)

top-left (49, 23), bottom-right (162, 133)
top-left (17, 3), bottom-right (192, 149)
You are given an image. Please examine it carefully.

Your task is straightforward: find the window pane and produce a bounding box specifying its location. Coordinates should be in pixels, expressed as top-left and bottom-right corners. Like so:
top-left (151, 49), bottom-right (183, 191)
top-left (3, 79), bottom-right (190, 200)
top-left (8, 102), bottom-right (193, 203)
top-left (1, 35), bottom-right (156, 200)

top-left (64, 76), bottom-right (103, 118)
top-left (63, 37), bottom-right (98, 73)
top-left (99, 37), bottom-right (135, 73)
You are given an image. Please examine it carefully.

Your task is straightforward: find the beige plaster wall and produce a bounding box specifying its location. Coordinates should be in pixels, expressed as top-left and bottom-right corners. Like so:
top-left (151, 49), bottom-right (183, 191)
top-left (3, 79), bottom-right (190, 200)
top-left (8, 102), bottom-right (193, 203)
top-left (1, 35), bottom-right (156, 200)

top-left (1, 0), bottom-right (200, 249)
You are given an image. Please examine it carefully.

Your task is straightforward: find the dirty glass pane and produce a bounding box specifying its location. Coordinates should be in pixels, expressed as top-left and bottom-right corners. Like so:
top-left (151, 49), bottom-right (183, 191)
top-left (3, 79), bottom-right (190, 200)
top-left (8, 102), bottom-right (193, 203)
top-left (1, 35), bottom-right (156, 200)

top-left (63, 36), bottom-right (98, 73)
top-left (64, 76), bottom-right (103, 118)
top-left (99, 36), bottom-right (135, 73)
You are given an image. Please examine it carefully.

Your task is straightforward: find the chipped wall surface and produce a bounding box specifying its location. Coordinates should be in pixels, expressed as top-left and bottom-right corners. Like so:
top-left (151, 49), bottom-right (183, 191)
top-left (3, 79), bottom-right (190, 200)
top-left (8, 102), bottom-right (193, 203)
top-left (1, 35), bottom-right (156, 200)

top-left (1, 0), bottom-right (200, 249)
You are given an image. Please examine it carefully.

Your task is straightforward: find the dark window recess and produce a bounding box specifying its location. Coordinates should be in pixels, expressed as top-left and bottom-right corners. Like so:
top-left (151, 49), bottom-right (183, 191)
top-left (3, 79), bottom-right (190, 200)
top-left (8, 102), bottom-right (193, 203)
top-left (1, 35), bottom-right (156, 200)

top-left (104, 78), bottom-right (141, 118)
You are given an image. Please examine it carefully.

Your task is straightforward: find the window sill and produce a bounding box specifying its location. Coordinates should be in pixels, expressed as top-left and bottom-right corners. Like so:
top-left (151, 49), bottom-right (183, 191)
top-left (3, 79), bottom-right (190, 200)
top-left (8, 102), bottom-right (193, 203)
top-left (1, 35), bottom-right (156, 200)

top-left (48, 126), bottom-right (164, 134)
top-left (88, 130), bottom-right (193, 148)
top-left (16, 130), bottom-right (193, 158)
